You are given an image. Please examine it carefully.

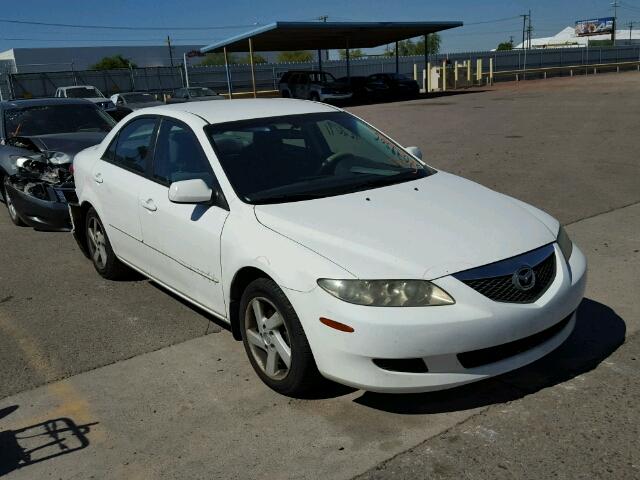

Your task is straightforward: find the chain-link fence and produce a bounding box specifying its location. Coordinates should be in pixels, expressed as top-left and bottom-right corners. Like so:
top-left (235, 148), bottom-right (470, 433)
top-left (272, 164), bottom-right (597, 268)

top-left (5, 45), bottom-right (640, 99)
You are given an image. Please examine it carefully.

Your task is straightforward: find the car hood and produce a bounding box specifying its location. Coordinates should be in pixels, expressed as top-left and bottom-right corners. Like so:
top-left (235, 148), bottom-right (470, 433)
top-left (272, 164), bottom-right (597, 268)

top-left (27, 132), bottom-right (108, 157)
top-left (254, 172), bottom-right (557, 280)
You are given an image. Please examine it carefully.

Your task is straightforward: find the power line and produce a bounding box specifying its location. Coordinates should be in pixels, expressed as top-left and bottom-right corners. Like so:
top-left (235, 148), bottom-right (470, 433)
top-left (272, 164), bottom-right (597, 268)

top-left (464, 16), bottom-right (522, 26)
top-left (0, 17), bottom-right (258, 30)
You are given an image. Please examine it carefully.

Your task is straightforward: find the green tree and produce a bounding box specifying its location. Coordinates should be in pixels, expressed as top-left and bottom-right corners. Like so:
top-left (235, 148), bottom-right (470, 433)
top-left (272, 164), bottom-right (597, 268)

top-left (338, 48), bottom-right (365, 60)
top-left (199, 52), bottom-right (236, 66)
top-left (199, 52), bottom-right (266, 65)
top-left (383, 34), bottom-right (441, 57)
top-left (91, 55), bottom-right (136, 70)
top-left (496, 40), bottom-right (514, 51)
top-left (237, 53), bottom-right (267, 64)
top-left (277, 50), bottom-right (313, 62)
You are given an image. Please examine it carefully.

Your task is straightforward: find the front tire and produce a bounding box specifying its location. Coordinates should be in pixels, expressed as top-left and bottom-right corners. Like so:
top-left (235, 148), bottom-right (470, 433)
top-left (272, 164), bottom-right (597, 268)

top-left (85, 207), bottom-right (129, 280)
top-left (240, 278), bottom-right (325, 397)
top-left (3, 177), bottom-right (26, 227)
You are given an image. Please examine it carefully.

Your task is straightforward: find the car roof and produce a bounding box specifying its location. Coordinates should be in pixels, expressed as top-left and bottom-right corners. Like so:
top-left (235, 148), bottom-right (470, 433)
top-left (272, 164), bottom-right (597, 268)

top-left (0, 98), bottom-right (95, 108)
top-left (141, 98), bottom-right (340, 125)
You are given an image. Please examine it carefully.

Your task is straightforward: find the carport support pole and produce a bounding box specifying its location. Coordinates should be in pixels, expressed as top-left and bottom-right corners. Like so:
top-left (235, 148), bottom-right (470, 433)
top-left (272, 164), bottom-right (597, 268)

top-left (183, 53), bottom-right (190, 88)
top-left (442, 59), bottom-right (447, 92)
top-left (346, 39), bottom-right (351, 80)
top-left (424, 34), bottom-right (429, 89)
top-left (317, 49), bottom-right (323, 72)
top-left (395, 41), bottom-right (399, 73)
top-left (489, 57), bottom-right (494, 85)
top-left (249, 38), bottom-right (257, 98)
top-left (224, 47), bottom-right (233, 99)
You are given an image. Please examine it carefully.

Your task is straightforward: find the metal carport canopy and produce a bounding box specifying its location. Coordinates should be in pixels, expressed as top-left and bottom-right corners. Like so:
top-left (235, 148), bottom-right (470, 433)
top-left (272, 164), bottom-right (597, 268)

top-left (200, 21), bottom-right (463, 53)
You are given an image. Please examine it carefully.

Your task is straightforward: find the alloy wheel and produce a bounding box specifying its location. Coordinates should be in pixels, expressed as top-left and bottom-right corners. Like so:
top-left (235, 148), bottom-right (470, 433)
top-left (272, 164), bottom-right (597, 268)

top-left (244, 297), bottom-right (292, 380)
top-left (5, 188), bottom-right (18, 221)
top-left (87, 216), bottom-right (108, 270)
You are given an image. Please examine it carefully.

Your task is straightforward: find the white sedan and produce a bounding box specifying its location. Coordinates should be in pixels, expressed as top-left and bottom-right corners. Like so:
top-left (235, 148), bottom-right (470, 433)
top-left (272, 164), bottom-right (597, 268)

top-left (71, 99), bottom-right (587, 396)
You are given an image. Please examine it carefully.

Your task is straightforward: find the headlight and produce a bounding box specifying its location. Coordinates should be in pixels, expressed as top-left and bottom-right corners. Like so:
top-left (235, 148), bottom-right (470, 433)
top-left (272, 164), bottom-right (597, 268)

top-left (317, 279), bottom-right (455, 307)
top-left (557, 225), bottom-right (573, 262)
top-left (47, 151), bottom-right (73, 165)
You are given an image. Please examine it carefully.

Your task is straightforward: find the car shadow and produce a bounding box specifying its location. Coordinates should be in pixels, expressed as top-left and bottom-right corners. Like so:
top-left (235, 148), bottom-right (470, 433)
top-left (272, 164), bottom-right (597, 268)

top-left (0, 406), bottom-right (98, 476)
top-left (353, 298), bottom-right (626, 414)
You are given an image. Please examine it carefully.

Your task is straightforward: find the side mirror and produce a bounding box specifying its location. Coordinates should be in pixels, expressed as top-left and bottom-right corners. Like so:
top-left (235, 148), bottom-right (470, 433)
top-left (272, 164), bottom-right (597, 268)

top-left (405, 146), bottom-right (423, 160)
top-left (168, 179), bottom-right (212, 204)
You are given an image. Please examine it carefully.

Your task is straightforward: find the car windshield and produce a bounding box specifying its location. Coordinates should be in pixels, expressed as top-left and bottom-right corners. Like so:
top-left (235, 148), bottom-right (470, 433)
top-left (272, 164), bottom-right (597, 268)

top-left (122, 93), bottom-right (157, 103)
top-left (190, 88), bottom-right (217, 97)
top-left (206, 111), bottom-right (431, 204)
top-left (65, 87), bottom-right (104, 98)
top-left (3, 104), bottom-right (116, 137)
top-left (389, 73), bottom-right (411, 81)
top-left (308, 72), bottom-right (337, 83)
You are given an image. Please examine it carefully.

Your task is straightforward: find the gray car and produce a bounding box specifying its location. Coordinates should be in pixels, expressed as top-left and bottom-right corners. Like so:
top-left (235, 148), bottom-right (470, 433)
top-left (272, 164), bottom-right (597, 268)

top-left (0, 98), bottom-right (114, 231)
top-left (110, 92), bottom-right (164, 110)
top-left (167, 87), bottom-right (224, 103)
top-left (278, 70), bottom-right (352, 103)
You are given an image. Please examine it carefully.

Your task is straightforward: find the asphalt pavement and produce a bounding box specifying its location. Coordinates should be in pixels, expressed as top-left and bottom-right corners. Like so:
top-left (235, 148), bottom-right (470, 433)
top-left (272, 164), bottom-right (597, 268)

top-left (0, 71), bottom-right (638, 479)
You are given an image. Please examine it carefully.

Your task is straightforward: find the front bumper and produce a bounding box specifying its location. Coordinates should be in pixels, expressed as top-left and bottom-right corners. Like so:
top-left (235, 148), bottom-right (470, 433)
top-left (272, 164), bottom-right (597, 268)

top-left (318, 92), bottom-right (353, 103)
top-left (286, 243), bottom-right (587, 393)
top-left (5, 182), bottom-right (73, 232)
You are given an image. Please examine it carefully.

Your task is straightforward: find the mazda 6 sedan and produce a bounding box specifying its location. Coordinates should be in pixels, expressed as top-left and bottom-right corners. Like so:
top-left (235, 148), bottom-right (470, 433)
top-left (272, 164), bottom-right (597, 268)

top-left (70, 99), bottom-right (587, 397)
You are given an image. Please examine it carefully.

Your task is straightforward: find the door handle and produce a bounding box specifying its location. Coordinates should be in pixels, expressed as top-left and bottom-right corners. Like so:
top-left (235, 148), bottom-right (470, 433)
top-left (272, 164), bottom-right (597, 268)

top-left (93, 172), bottom-right (103, 184)
top-left (141, 198), bottom-right (157, 212)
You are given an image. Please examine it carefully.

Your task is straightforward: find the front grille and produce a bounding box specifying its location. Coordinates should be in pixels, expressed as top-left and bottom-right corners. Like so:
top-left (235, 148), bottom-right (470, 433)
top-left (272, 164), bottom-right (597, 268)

top-left (373, 358), bottom-right (429, 373)
top-left (457, 313), bottom-right (573, 369)
top-left (454, 244), bottom-right (557, 303)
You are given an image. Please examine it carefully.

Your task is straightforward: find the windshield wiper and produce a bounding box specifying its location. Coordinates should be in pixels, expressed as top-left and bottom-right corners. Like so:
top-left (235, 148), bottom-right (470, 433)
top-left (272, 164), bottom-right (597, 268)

top-left (248, 191), bottom-right (328, 204)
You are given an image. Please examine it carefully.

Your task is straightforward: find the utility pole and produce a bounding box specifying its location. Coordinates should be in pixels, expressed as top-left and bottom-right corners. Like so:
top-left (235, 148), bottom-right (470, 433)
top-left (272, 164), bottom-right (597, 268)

top-left (318, 16), bottom-right (329, 61)
top-left (167, 35), bottom-right (174, 67)
top-left (628, 21), bottom-right (634, 42)
top-left (520, 13), bottom-right (528, 49)
top-left (611, 1), bottom-right (620, 45)
top-left (527, 10), bottom-right (532, 49)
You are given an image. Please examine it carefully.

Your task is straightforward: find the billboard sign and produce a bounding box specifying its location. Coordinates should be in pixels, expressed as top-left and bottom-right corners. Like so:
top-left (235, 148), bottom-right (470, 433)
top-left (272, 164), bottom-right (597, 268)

top-left (575, 18), bottom-right (615, 37)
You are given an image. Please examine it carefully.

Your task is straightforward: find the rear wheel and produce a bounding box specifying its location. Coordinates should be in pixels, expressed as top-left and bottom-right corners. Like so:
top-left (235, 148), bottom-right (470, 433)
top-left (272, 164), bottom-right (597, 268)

top-left (281, 90), bottom-right (291, 98)
top-left (309, 92), bottom-right (321, 102)
top-left (240, 277), bottom-right (326, 397)
top-left (2, 177), bottom-right (26, 227)
top-left (85, 207), bottom-right (129, 280)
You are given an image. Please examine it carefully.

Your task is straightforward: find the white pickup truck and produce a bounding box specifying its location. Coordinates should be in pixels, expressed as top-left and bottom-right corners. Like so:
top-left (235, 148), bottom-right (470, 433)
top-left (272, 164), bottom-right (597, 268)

top-left (54, 85), bottom-right (115, 111)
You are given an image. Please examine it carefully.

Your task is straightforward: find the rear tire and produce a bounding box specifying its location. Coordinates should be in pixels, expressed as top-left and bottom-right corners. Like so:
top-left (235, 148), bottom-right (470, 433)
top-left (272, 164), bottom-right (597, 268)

top-left (281, 90), bottom-right (291, 98)
top-left (85, 207), bottom-right (129, 280)
top-left (240, 277), bottom-right (327, 397)
top-left (309, 92), bottom-right (321, 102)
top-left (3, 177), bottom-right (26, 227)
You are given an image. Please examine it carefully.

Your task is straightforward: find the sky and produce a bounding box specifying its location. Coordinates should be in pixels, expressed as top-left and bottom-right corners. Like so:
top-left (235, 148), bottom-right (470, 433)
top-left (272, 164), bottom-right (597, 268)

top-left (0, 0), bottom-right (638, 54)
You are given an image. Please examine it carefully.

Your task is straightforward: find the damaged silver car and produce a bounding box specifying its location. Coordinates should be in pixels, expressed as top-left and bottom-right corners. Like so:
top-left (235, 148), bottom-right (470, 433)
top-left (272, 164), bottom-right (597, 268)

top-left (0, 98), bottom-right (115, 230)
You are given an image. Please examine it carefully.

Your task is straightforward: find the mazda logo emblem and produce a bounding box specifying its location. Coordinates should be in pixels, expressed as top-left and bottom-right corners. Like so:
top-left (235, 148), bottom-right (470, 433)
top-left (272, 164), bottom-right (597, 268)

top-left (512, 266), bottom-right (536, 291)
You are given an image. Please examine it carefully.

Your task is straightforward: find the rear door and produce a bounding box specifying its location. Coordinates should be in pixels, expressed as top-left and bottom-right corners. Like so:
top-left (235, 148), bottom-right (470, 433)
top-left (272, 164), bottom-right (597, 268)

top-left (137, 116), bottom-right (228, 316)
top-left (92, 116), bottom-right (159, 266)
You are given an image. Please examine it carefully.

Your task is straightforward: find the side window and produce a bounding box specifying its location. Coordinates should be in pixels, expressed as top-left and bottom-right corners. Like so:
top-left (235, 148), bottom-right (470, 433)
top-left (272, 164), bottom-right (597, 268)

top-left (113, 117), bottom-right (157, 174)
top-left (102, 133), bottom-right (118, 162)
top-left (152, 119), bottom-right (214, 186)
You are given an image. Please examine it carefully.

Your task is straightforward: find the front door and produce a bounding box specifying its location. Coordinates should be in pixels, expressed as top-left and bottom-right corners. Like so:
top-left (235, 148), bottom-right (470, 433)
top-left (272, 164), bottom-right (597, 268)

top-left (93, 116), bottom-right (158, 266)
top-left (137, 117), bottom-right (228, 317)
